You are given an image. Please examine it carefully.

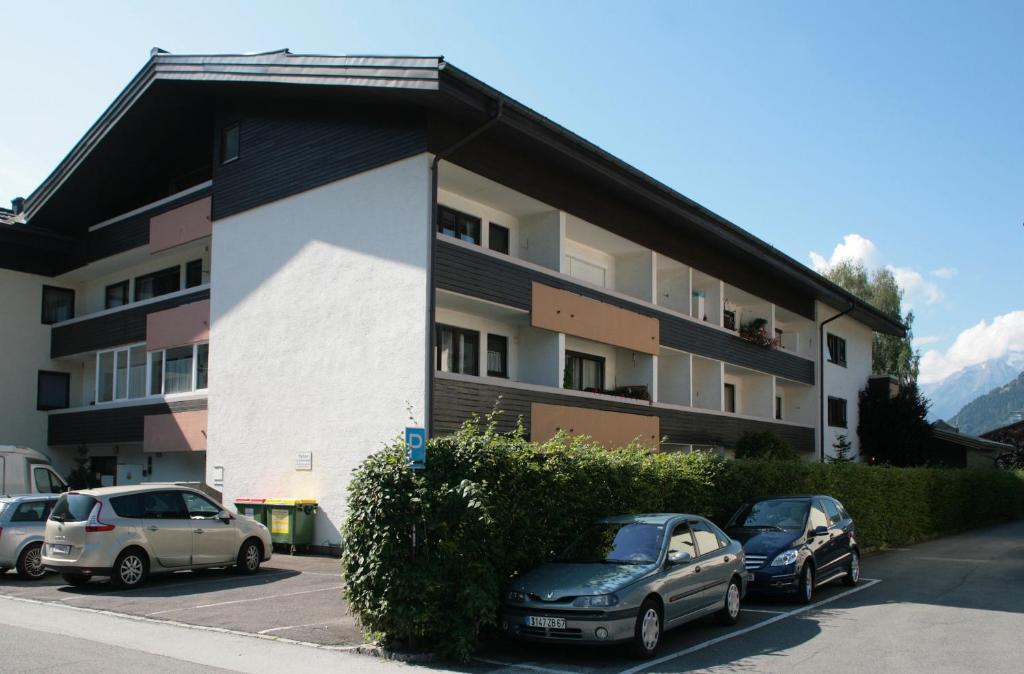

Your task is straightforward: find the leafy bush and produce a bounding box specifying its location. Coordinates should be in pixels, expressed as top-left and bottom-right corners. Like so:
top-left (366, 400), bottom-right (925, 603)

top-left (340, 417), bottom-right (1024, 659)
top-left (734, 431), bottom-right (799, 461)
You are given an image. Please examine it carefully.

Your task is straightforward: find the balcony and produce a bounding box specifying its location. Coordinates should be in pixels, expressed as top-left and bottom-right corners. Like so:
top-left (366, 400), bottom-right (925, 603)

top-left (48, 394), bottom-right (207, 447)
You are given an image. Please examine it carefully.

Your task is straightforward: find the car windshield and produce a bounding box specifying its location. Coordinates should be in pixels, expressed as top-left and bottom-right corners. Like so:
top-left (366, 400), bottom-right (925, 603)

top-left (557, 522), bottom-right (664, 565)
top-left (729, 500), bottom-right (808, 531)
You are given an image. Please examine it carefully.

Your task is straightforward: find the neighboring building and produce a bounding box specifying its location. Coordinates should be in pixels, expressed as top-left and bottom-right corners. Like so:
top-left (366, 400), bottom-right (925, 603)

top-left (981, 419), bottom-right (1024, 448)
top-left (0, 50), bottom-right (904, 548)
top-left (930, 421), bottom-right (1012, 468)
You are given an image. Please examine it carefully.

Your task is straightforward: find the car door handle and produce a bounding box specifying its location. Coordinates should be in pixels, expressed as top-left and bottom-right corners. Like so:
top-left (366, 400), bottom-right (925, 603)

top-left (146, 526), bottom-right (159, 532)
top-left (194, 529), bottom-right (204, 534)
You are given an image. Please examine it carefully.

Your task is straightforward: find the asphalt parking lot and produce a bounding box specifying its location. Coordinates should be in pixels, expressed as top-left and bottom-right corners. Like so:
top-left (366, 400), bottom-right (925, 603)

top-left (0, 552), bottom-right (360, 646)
top-left (1, 522), bottom-right (1022, 673)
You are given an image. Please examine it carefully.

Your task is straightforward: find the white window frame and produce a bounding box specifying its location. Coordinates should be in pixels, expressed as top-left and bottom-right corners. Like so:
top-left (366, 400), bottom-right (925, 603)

top-left (95, 341), bottom-right (208, 403)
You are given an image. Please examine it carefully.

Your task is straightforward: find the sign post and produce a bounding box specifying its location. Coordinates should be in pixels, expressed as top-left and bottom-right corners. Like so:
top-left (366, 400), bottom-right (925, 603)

top-left (405, 427), bottom-right (427, 470)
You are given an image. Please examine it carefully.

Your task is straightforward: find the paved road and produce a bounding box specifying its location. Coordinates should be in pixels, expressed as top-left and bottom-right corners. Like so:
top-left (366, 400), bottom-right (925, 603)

top-left (0, 522), bottom-right (1021, 672)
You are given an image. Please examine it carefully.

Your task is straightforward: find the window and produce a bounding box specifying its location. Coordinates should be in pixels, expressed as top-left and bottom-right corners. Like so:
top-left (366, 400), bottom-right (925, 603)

top-left (775, 395), bottom-right (783, 420)
top-left (105, 281), bottom-right (129, 309)
top-left (566, 256), bottom-right (607, 288)
top-left (436, 325), bottom-right (479, 376)
top-left (565, 351), bottom-right (604, 391)
top-left (142, 491), bottom-right (189, 519)
top-left (668, 523), bottom-right (697, 558)
top-left (32, 467), bottom-right (65, 494)
top-left (185, 259), bottom-right (204, 288)
top-left (41, 286), bottom-right (74, 324)
top-left (97, 342), bottom-right (207, 401)
top-left (828, 396), bottom-right (848, 428)
top-left (37, 371), bottom-right (70, 411)
top-left (12, 500), bottom-right (51, 522)
top-left (221, 123), bottom-right (240, 164)
top-left (723, 309), bottom-right (737, 331)
top-left (437, 205), bottom-right (481, 245)
top-left (134, 266), bottom-right (181, 302)
top-left (182, 492), bottom-right (222, 520)
top-left (724, 383), bottom-right (736, 413)
top-left (691, 520), bottom-right (724, 556)
top-left (488, 223), bottom-right (510, 254)
top-left (110, 493), bottom-right (145, 519)
top-left (826, 333), bottom-right (847, 366)
top-left (96, 345), bottom-right (147, 402)
top-left (51, 493), bottom-right (97, 522)
top-left (809, 502), bottom-right (829, 531)
top-left (823, 499), bottom-right (843, 525)
top-left (486, 334), bottom-right (508, 378)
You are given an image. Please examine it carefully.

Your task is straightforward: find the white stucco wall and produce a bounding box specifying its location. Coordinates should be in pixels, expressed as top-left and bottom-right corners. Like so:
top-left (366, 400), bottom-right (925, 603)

top-left (818, 301), bottom-right (873, 460)
top-left (207, 154), bottom-right (432, 546)
top-left (0, 268), bottom-right (77, 461)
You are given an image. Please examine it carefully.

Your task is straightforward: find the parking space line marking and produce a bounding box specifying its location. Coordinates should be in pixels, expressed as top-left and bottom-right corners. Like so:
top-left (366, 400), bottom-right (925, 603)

top-left (0, 593), bottom-right (363, 652)
top-left (615, 579), bottom-right (882, 674)
top-left (740, 608), bottom-right (785, 614)
top-left (145, 585), bottom-right (344, 616)
top-left (47, 570), bottom-right (299, 602)
top-left (257, 620), bottom-right (347, 635)
top-left (474, 657), bottom-right (582, 674)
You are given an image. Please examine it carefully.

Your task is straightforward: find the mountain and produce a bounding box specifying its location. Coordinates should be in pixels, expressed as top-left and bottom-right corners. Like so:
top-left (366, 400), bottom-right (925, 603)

top-left (922, 354), bottom-right (1022, 421)
top-left (948, 371), bottom-right (1024, 435)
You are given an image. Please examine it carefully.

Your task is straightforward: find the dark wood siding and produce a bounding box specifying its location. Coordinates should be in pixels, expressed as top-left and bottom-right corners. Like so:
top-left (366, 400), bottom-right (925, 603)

top-left (435, 240), bottom-right (815, 384)
top-left (50, 288), bottom-right (210, 358)
top-left (433, 377), bottom-right (815, 453)
top-left (48, 397), bottom-right (208, 446)
top-left (212, 101), bottom-right (428, 220)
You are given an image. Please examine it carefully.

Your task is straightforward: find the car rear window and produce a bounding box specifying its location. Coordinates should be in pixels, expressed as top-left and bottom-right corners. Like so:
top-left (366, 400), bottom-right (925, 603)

top-left (110, 493), bottom-right (145, 519)
top-left (50, 493), bottom-right (97, 522)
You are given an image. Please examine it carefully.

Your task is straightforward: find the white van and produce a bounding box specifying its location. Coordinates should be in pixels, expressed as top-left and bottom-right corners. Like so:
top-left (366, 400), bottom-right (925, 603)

top-left (0, 447), bottom-right (68, 496)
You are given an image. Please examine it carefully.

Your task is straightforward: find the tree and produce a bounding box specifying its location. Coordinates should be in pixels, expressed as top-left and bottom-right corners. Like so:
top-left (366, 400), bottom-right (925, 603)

top-left (65, 445), bottom-right (100, 489)
top-left (824, 261), bottom-right (919, 384)
top-left (827, 434), bottom-right (855, 464)
top-left (858, 381), bottom-right (934, 466)
top-left (734, 431), bottom-right (800, 461)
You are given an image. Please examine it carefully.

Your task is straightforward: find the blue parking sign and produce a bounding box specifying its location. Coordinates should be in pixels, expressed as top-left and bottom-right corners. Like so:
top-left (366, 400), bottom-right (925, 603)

top-left (406, 427), bottom-right (427, 470)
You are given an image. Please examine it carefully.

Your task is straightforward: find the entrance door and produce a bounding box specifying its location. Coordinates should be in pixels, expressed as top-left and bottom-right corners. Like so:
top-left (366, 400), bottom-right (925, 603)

top-left (141, 490), bottom-right (193, 567)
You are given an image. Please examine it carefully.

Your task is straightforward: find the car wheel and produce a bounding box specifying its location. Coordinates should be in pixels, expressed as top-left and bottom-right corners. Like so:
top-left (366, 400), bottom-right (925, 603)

top-left (111, 548), bottom-right (149, 589)
top-left (16, 542), bottom-right (47, 580)
top-left (843, 549), bottom-right (861, 587)
top-left (716, 578), bottom-right (742, 625)
top-left (796, 563), bottom-right (814, 604)
top-left (234, 538), bottom-right (262, 574)
top-left (630, 598), bottom-right (662, 659)
top-left (62, 573), bottom-right (91, 587)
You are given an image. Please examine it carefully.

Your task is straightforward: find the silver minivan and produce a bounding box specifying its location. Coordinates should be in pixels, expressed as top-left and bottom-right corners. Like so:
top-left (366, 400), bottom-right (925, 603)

top-left (0, 495), bottom-right (59, 579)
top-left (43, 485), bottom-right (272, 588)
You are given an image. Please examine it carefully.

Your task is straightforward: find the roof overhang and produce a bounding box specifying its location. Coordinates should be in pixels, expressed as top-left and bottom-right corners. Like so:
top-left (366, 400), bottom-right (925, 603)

top-left (932, 426), bottom-right (1013, 453)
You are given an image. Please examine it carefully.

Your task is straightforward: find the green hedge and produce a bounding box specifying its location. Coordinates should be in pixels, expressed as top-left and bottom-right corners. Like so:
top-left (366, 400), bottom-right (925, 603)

top-left (340, 419), bottom-right (1024, 659)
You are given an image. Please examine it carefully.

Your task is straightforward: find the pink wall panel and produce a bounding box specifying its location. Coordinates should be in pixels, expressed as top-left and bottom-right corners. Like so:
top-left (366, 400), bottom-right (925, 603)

top-left (146, 299), bottom-right (210, 352)
top-left (144, 410), bottom-right (208, 453)
top-left (149, 196), bottom-right (212, 254)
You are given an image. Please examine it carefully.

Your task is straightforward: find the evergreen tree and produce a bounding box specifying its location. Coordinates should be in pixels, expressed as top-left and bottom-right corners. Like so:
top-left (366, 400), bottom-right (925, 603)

top-left (858, 381), bottom-right (934, 466)
top-left (827, 434), bottom-right (855, 463)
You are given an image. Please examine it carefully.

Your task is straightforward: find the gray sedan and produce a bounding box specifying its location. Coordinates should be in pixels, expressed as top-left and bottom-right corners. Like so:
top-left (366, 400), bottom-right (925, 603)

top-left (0, 495), bottom-right (58, 580)
top-left (501, 513), bottom-right (748, 658)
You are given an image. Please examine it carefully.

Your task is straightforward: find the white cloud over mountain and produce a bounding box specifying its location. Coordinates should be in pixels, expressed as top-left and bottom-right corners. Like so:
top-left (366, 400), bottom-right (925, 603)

top-left (918, 310), bottom-right (1024, 384)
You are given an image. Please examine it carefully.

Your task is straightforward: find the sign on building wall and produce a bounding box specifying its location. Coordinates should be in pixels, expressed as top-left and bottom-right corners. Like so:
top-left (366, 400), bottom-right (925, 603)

top-left (406, 427), bottom-right (426, 470)
top-left (295, 452), bottom-right (313, 471)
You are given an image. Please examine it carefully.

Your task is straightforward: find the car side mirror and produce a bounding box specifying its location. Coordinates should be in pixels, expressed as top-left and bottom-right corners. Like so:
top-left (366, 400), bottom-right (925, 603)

top-left (668, 551), bottom-right (693, 565)
top-left (218, 509), bottom-right (233, 523)
top-left (811, 525), bottom-right (828, 537)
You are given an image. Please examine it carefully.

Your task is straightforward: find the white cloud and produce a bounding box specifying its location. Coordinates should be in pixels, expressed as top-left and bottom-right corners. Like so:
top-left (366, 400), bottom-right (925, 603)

top-left (930, 267), bottom-right (958, 279)
top-left (886, 265), bottom-right (944, 308)
top-left (918, 310), bottom-right (1024, 384)
top-left (809, 234), bottom-right (878, 272)
top-left (913, 335), bottom-right (940, 347)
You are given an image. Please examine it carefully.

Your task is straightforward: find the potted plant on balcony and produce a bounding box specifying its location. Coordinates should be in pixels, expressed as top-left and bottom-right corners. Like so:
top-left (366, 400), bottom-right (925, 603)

top-left (739, 318), bottom-right (780, 348)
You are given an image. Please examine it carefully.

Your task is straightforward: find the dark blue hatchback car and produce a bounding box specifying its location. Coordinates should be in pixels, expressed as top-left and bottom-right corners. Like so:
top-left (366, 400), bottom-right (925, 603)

top-left (724, 496), bottom-right (860, 603)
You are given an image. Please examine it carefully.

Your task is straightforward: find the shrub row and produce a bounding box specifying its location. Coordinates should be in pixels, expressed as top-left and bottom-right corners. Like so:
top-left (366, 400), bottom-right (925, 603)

top-left (340, 419), bottom-right (1024, 659)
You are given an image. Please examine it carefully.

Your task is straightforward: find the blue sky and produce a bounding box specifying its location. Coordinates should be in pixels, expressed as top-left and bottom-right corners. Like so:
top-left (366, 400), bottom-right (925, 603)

top-left (2, 1), bottom-right (1021, 383)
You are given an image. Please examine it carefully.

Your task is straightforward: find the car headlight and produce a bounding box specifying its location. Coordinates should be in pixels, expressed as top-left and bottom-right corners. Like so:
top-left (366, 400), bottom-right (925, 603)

top-left (573, 594), bottom-right (619, 608)
top-left (506, 590), bottom-right (526, 603)
top-left (771, 549), bottom-right (800, 567)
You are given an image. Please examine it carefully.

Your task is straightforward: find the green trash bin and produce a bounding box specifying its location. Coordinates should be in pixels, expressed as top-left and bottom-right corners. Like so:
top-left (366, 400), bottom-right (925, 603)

top-left (265, 498), bottom-right (318, 553)
top-left (235, 498), bottom-right (267, 526)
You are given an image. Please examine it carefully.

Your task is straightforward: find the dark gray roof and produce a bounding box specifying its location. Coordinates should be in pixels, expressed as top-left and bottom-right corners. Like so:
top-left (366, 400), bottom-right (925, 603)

top-left (931, 422), bottom-right (1013, 453)
top-left (0, 207), bottom-right (15, 226)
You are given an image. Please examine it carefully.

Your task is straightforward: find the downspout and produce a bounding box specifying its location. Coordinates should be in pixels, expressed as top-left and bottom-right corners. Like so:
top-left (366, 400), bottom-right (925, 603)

top-left (819, 301), bottom-right (856, 462)
top-left (424, 97), bottom-right (505, 434)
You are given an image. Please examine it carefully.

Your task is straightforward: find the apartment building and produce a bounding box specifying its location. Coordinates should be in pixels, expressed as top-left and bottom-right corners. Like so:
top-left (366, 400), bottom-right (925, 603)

top-left (0, 51), bottom-right (903, 547)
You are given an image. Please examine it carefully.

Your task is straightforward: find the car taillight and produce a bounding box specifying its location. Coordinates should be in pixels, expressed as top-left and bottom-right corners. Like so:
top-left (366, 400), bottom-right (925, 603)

top-left (85, 502), bottom-right (115, 533)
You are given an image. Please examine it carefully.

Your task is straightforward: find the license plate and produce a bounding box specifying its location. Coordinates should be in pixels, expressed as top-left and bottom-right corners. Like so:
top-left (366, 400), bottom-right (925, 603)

top-left (527, 616), bottom-right (566, 629)
top-left (50, 544), bottom-right (70, 555)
